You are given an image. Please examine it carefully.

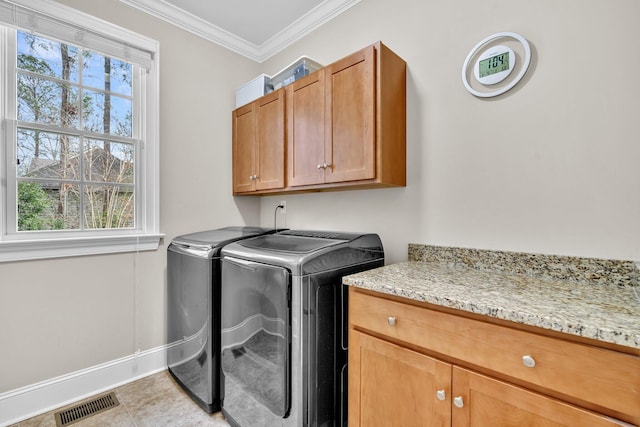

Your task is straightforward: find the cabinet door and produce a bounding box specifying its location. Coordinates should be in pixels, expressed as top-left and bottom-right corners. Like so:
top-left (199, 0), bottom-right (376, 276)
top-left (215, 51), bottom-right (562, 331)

top-left (287, 69), bottom-right (326, 187)
top-left (232, 103), bottom-right (256, 194)
top-left (325, 45), bottom-right (375, 183)
top-left (349, 331), bottom-right (451, 427)
top-left (255, 90), bottom-right (285, 191)
top-left (451, 367), bottom-right (631, 427)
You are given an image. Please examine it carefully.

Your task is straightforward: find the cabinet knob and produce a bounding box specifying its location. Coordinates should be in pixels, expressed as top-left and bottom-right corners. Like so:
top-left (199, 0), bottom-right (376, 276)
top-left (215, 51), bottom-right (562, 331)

top-left (387, 316), bottom-right (396, 326)
top-left (317, 164), bottom-right (324, 169)
top-left (436, 390), bottom-right (446, 401)
top-left (453, 396), bottom-right (464, 408)
top-left (522, 355), bottom-right (536, 368)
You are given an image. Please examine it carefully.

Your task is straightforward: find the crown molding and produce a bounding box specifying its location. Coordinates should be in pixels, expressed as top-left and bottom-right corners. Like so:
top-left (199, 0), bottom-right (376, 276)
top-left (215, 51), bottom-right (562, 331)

top-left (117, 0), bottom-right (361, 62)
top-left (259, 0), bottom-right (360, 62)
top-left (117, 0), bottom-right (261, 59)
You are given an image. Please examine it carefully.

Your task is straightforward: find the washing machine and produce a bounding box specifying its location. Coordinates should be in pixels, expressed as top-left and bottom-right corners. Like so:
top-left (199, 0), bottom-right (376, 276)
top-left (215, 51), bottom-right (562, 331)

top-left (166, 226), bottom-right (277, 413)
top-left (220, 230), bottom-right (384, 426)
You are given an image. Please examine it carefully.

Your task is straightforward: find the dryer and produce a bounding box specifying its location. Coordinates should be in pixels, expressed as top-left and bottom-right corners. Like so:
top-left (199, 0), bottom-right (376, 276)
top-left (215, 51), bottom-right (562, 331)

top-left (220, 230), bottom-right (384, 426)
top-left (166, 226), bottom-right (276, 413)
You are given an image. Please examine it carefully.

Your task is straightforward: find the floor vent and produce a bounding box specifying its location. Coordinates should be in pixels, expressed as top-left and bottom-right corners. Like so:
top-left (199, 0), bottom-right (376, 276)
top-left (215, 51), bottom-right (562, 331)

top-left (54, 392), bottom-right (120, 426)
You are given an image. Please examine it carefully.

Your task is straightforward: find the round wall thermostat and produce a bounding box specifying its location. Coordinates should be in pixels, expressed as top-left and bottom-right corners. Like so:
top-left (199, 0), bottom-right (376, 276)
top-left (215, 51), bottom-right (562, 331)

top-left (462, 32), bottom-right (531, 98)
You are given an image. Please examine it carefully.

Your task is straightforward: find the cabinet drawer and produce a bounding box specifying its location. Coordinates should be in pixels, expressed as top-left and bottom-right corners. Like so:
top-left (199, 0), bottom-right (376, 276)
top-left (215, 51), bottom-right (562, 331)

top-left (349, 289), bottom-right (640, 421)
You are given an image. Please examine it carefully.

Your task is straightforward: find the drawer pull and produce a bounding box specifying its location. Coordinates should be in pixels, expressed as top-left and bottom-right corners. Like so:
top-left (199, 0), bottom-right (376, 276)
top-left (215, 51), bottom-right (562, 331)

top-left (387, 316), bottom-right (397, 326)
top-left (522, 355), bottom-right (536, 368)
top-left (436, 390), bottom-right (446, 401)
top-left (453, 396), bottom-right (464, 408)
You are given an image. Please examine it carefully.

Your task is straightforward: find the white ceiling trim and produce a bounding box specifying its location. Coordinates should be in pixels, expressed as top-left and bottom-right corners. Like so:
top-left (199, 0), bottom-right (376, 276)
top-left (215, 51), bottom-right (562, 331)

top-left (257, 0), bottom-right (361, 62)
top-left (117, 0), bottom-right (361, 63)
top-left (117, 0), bottom-right (261, 60)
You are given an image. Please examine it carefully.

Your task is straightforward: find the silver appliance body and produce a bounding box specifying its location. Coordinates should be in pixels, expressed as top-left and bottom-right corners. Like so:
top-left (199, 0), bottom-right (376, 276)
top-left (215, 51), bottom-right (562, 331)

top-left (220, 230), bottom-right (384, 426)
top-left (166, 226), bottom-right (276, 413)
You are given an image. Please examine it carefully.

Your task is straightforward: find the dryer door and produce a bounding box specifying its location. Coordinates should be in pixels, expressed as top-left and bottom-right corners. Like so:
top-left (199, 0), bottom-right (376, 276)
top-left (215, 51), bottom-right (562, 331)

top-left (221, 257), bottom-right (291, 418)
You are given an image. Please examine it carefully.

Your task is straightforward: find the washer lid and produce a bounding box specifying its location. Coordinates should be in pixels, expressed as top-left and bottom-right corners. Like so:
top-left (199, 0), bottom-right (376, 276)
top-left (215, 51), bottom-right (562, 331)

top-left (239, 233), bottom-right (346, 254)
top-left (224, 230), bottom-right (384, 274)
top-left (171, 226), bottom-right (276, 250)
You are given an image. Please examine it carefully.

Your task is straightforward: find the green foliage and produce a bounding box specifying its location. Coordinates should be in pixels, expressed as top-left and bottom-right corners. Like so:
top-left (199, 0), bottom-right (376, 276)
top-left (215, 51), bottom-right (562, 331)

top-left (17, 181), bottom-right (51, 230)
top-left (17, 182), bottom-right (65, 231)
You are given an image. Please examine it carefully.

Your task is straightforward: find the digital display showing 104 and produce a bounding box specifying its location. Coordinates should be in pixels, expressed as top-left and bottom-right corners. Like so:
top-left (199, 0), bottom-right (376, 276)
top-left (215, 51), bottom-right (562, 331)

top-left (479, 51), bottom-right (510, 78)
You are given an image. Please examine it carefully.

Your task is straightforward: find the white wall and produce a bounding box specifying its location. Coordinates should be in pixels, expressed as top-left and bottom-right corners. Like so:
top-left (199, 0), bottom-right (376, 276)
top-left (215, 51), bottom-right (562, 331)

top-left (0, 0), bottom-right (261, 394)
top-left (259, 0), bottom-right (640, 264)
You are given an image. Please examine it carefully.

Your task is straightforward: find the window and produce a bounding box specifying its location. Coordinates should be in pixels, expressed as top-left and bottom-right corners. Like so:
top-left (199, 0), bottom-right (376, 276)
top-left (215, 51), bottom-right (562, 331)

top-left (0, 0), bottom-right (161, 262)
top-left (16, 31), bottom-right (136, 231)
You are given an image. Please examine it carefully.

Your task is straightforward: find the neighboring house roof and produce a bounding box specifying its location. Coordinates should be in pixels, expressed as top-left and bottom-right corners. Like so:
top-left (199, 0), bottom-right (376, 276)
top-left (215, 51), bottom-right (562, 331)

top-left (27, 158), bottom-right (57, 171)
top-left (24, 146), bottom-right (133, 190)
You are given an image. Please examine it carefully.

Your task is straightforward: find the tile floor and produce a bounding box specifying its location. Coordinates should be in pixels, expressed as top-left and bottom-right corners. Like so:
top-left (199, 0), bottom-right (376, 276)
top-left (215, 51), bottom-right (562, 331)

top-left (11, 371), bottom-right (231, 427)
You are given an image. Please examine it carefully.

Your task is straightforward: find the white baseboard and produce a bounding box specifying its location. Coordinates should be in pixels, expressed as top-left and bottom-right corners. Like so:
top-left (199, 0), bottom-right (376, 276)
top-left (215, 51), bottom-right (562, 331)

top-left (0, 345), bottom-right (168, 427)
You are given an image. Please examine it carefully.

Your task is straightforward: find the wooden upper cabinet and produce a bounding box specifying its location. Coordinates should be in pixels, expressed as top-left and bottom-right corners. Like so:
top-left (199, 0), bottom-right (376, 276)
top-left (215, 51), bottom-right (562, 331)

top-left (233, 41), bottom-right (405, 195)
top-left (287, 69), bottom-right (326, 187)
top-left (288, 41), bottom-right (406, 191)
top-left (232, 89), bottom-right (285, 194)
top-left (324, 45), bottom-right (376, 184)
top-left (255, 90), bottom-right (285, 190)
top-left (232, 103), bottom-right (256, 194)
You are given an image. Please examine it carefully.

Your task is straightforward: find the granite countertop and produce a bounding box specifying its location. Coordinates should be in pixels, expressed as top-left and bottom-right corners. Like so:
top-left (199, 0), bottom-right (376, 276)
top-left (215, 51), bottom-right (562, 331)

top-left (343, 245), bottom-right (640, 351)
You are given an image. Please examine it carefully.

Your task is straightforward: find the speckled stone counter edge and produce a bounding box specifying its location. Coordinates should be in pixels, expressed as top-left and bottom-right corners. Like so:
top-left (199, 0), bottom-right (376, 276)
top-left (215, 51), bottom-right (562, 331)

top-left (408, 244), bottom-right (639, 288)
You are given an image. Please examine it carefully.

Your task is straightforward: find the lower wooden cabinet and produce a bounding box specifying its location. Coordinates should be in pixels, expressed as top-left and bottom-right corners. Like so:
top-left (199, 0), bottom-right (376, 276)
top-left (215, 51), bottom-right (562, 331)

top-left (348, 288), bottom-right (639, 426)
top-left (451, 367), bottom-right (629, 427)
top-left (349, 331), bottom-right (450, 427)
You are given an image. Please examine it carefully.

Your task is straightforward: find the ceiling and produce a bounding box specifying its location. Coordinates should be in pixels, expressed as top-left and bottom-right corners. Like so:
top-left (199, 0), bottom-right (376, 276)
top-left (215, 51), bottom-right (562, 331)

top-left (117, 0), bottom-right (361, 62)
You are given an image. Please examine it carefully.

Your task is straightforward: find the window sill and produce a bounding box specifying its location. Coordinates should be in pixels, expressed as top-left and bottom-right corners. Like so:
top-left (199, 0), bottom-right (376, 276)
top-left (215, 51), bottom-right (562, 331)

top-left (0, 233), bottom-right (164, 263)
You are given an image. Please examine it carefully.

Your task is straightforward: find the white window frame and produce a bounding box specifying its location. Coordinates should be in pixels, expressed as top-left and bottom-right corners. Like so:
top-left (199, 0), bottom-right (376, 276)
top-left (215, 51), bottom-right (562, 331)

top-left (0, 0), bottom-right (161, 262)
